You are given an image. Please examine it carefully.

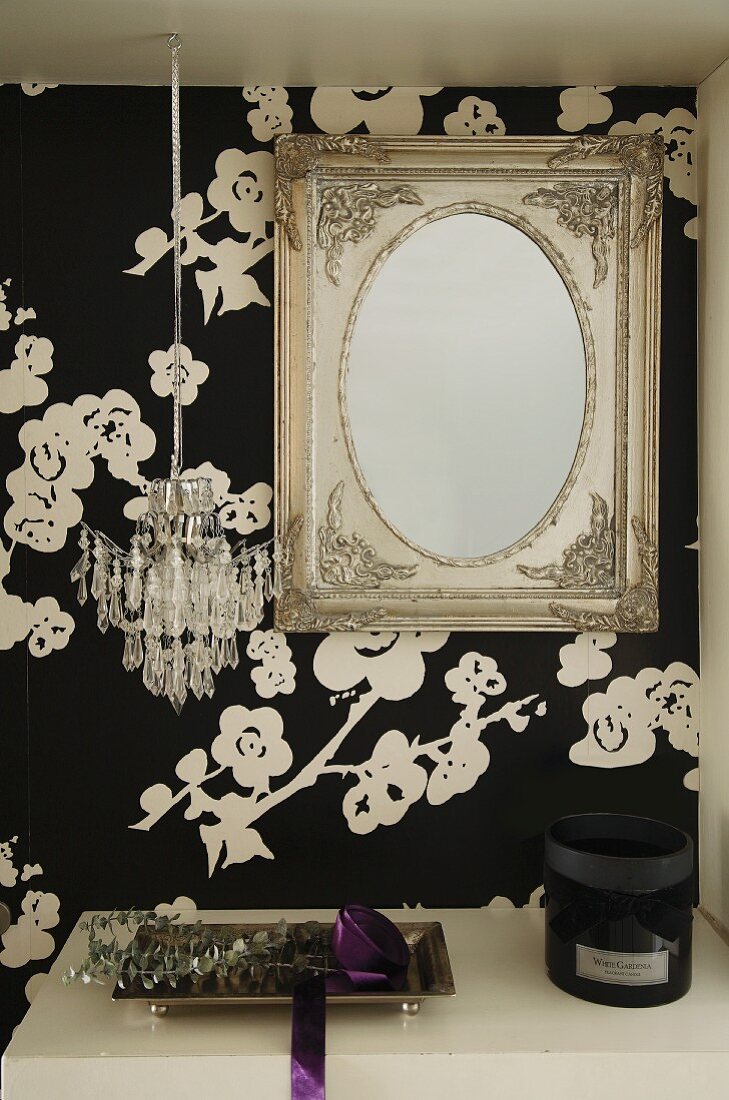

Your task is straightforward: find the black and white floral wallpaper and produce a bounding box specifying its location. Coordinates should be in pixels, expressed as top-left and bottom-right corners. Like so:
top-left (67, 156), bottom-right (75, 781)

top-left (0, 82), bottom-right (698, 1060)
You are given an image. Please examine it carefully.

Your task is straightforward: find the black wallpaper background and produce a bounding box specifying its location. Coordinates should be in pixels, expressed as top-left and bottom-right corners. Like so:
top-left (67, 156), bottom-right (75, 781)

top-left (0, 84), bottom-right (697, 1058)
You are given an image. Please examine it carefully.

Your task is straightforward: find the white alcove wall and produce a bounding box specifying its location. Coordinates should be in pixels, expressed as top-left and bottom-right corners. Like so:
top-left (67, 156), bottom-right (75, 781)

top-left (698, 55), bottom-right (729, 933)
top-left (694, 58), bottom-right (729, 937)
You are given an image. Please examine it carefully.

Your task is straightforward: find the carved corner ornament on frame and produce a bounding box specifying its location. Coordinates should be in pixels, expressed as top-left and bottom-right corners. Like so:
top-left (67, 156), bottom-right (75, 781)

top-left (319, 482), bottom-right (418, 588)
top-left (274, 514), bottom-right (386, 632)
top-left (275, 134), bottom-right (391, 251)
top-left (548, 517), bottom-right (659, 633)
top-left (317, 183), bottom-right (423, 286)
top-left (519, 494), bottom-right (658, 633)
top-left (548, 133), bottom-right (664, 248)
top-left (522, 182), bottom-right (617, 289)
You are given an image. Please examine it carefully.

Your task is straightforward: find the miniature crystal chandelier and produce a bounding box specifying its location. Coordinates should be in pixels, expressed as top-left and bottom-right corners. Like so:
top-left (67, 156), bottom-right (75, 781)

top-left (71, 35), bottom-right (280, 713)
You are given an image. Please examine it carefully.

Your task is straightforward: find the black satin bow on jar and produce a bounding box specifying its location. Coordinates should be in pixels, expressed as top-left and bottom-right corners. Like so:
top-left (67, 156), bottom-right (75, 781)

top-left (546, 868), bottom-right (693, 946)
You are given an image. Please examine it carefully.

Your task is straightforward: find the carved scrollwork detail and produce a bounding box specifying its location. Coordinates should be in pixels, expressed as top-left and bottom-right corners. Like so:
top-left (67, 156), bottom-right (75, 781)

top-left (318, 482), bottom-right (418, 588)
top-left (522, 181), bottom-right (616, 288)
top-left (549, 517), bottom-right (658, 633)
top-left (274, 135), bottom-right (390, 251)
top-left (548, 133), bottom-right (664, 248)
top-left (517, 493), bottom-right (615, 588)
top-left (317, 182), bottom-right (423, 286)
top-left (275, 514), bottom-right (386, 631)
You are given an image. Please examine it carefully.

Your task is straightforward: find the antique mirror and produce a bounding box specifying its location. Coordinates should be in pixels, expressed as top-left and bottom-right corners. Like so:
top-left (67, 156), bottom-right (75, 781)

top-left (274, 134), bottom-right (661, 631)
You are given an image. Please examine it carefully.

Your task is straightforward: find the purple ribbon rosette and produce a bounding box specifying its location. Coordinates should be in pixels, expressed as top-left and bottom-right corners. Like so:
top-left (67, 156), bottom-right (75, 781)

top-left (291, 904), bottom-right (410, 1100)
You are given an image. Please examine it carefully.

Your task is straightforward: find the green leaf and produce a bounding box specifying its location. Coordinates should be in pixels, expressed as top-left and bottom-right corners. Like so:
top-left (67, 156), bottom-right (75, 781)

top-left (141, 975), bottom-right (154, 990)
top-left (196, 956), bottom-right (214, 974)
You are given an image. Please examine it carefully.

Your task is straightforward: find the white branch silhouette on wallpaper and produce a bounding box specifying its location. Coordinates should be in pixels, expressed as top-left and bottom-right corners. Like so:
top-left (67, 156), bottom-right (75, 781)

top-left (131, 634), bottom-right (547, 874)
top-left (125, 149), bottom-right (274, 323)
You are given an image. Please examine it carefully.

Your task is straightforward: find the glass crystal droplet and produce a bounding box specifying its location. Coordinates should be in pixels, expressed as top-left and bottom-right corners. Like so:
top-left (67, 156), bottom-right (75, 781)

top-left (253, 575), bottom-right (264, 616)
top-left (215, 566), bottom-right (229, 602)
top-left (91, 563), bottom-right (107, 600)
top-left (229, 635), bottom-right (239, 669)
top-left (97, 597), bottom-right (109, 634)
top-left (132, 631), bottom-right (144, 669)
top-left (211, 637), bottom-right (222, 674)
top-left (127, 571), bottom-right (143, 611)
top-left (203, 665), bottom-right (215, 698)
top-left (143, 599), bottom-right (155, 631)
top-left (122, 634), bottom-right (134, 672)
top-left (108, 590), bottom-right (122, 628)
top-left (70, 552), bottom-right (89, 583)
top-left (172, 641), bottom-right (185, 674)
top-left (190, 662), bottom-right (204, 700)
top-left (76, 573), bottom-right (88, 606)
top-left (143, 651), bottom-right (156, 691)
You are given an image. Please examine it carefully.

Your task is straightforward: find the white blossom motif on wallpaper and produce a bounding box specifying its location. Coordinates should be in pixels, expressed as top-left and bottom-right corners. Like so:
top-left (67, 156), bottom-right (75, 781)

top-left (243, 87), bottom-right (293, 142)
top-left (443, 97), bottom-right (505, 136)
top-left (131, 633), bottom-right (546, 874)
top-left (154, 895), bottom-right (198, 920)
top-left (0, 836), bottom-right (60, 972)
top-left (310, 87), bottom-right (441, 135)
top-left (5, 389), bottom-right (154, 553)
top-left (0, 891), bottom-right (60, 969)
top-left (609, 108), bottom-right (697, 239)
top-left (557, 87), bottom-right (616, 132)
top-left (569, 660), bottom-right (699, 790)
top-left (0, 83), bottom-right (58, 96)
top-left (125, 149), bottom-right (274, 323)
top-left (0, 279), bottom-right (53, 415)
top-left (247, 629), bottom-right (297, 698)
top-left (0, 838), bottom-right (19, 889)
top-left (0, 334), bottom-right (54, 414)
top-left (148, 343), bottom-right (209, 405)
top-left (485, 886), bottom-right (544, 908)
top-left (557, 632), bottom-right (617, 687)
top-left (1, 378), bottom-right (156, 656)
top-left (0, 276), bottom-right (160, 658)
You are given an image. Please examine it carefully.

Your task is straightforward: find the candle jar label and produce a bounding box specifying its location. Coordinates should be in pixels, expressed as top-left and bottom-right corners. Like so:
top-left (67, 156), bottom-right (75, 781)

top-left (576, 945), bottom-right (669, 986)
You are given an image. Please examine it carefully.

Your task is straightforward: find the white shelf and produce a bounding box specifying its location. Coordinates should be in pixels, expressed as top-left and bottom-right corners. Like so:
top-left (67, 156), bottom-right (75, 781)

top-left (4, 908), bottom-right (729, 1099)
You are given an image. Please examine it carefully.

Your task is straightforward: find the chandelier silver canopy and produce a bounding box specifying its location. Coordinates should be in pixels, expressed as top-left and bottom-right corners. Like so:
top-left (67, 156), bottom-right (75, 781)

top-left (71, 35), bottom-right (280, 712)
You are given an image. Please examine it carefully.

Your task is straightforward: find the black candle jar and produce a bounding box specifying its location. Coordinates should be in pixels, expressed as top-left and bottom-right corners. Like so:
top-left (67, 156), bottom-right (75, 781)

top-left (544, 814), bottom-right (693, 1007)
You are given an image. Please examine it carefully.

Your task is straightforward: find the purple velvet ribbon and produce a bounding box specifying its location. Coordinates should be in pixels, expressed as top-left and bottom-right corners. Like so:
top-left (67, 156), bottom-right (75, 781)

top-left (291, 905), bottom-right (409, 1100)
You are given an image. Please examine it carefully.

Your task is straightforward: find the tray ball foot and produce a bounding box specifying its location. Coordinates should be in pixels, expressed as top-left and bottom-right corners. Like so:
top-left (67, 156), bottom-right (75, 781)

top-left (150, 1004), bottom-right (169, 1016)
top-left (402, 1001), bottom-right (421, 1016)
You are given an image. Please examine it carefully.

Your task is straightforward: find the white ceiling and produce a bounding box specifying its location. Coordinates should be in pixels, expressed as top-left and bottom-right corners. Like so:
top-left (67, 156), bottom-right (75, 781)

top-left (1, 0), bottom-right (727, 88)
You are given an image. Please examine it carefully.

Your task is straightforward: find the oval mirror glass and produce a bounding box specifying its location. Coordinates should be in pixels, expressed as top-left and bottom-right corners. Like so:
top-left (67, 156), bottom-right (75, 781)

top-left (345, 211), bottom-right (588, 559)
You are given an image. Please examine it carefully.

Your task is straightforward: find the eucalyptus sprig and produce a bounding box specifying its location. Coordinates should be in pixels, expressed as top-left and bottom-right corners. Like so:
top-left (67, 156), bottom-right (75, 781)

top-left (62, 909), bottom-right (331, 991)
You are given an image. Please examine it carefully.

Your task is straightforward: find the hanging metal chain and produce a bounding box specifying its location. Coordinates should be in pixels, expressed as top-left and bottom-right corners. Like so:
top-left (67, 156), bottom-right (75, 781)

top-left (169, 33), bottom-right (183, 478)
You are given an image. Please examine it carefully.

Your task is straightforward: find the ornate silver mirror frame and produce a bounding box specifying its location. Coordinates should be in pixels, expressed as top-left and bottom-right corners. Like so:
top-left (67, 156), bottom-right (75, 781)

top-left (274, 134), bottom-right (661, 632)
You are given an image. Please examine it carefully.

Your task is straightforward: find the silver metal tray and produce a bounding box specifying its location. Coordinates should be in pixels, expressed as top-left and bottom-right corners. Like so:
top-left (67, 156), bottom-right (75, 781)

top-left (112, 921), bottom-right (456, 1016)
